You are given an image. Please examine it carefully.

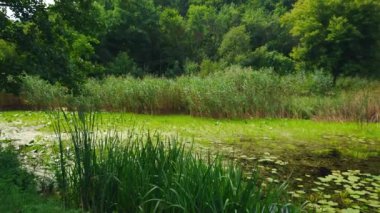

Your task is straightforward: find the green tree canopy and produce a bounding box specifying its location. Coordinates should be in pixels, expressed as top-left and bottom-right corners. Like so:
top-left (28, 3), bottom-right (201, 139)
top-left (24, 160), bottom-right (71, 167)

top-left (218, 25), bottom-right (250, 64)
top-left (1, 0), bottom-right (379, 93)
top-left (282, 0), bottom-right (380, 80)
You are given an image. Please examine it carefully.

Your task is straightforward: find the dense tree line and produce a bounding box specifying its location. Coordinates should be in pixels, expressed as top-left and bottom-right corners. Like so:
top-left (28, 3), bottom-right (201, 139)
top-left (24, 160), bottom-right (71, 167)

top-left (1, 0), bottom-right (379, 93)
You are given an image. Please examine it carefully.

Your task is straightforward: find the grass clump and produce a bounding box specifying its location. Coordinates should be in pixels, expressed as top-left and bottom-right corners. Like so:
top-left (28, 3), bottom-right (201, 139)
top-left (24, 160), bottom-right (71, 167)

top-left (55, 111), bottom-right (300, 212)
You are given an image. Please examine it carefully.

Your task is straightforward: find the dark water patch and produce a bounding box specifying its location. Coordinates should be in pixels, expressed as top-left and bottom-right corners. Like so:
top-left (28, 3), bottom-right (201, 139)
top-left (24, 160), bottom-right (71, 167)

top-left (211, 141), bottom-right (380, 212)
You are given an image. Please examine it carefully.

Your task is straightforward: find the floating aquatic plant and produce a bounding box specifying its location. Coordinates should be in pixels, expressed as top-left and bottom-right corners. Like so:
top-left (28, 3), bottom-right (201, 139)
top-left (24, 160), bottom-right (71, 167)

top-left (306, 170), bottom-right (380, 212)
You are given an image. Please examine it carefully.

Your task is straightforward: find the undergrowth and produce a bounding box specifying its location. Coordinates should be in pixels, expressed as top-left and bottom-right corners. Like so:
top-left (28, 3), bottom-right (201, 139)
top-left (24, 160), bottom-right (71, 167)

top-left (0, 145), bottom-right (77, 212)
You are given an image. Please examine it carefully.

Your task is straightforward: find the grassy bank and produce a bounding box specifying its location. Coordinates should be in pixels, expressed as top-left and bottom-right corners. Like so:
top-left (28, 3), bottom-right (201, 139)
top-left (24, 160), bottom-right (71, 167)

top-left (20, 67), bottom-right (380, 122)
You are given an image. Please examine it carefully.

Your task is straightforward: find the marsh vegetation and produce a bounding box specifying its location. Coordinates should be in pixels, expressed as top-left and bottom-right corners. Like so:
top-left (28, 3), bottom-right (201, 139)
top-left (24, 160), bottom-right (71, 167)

top-left (1, 0), bottom-right (380, 212)
top-left (1, 111), bottom-right (379, 212)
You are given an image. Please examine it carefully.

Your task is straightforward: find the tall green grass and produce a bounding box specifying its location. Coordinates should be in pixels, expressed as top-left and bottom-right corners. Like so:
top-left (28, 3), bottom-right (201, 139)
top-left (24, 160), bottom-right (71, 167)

top-left (81, 76), bottom-right (186, 113)
top-left (21, 67), bottom-right (380, 121)
top-left (54, 111), bottom-right (299, 212)
top-left (21, 75), bottom-right (69, 109)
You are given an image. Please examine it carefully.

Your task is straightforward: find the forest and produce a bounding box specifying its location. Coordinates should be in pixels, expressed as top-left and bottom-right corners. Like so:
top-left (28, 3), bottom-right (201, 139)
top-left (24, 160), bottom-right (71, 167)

top-left (1, 0), bottom-right (379, 94)
top-left (0, 0), bottom-right (380, 212)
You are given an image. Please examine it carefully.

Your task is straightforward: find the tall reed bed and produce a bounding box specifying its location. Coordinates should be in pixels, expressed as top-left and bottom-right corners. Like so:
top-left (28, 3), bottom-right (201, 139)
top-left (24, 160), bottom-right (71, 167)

top-left (54, 111), bottom-right (299, 212)
top-left (80, 68), bottom-right (318, 118)
top-left (313, 87), bottom-right (380, 122)
top-left (82, 76), bottom-right (186, 113)
top-left (21, 75), bottom-right (69, 109)
top-left (22, 67), bottom-right (380, 121)
top-left (178, 69), bottom-right (290, 117)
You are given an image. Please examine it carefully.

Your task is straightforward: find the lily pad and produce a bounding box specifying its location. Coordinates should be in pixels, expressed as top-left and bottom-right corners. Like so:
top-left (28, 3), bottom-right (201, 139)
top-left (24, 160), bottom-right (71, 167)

top-left (341, 208), bottom-right (360, 213)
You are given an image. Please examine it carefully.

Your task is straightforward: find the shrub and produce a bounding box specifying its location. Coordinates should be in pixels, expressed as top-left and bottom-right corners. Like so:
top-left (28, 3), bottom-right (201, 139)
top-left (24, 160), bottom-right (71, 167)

top-left (199, 59), bottom-right (226, 77)
top-left (0, 146), bottom-right (76, 212)
top-left (242, 46), bottom-right (295, 75)
top-left (305, 71), bottom-right (334, 96)
top-left (183, 59), bottom-right (199, 75)
top-left (0, 146), bottom-right (35, 191)
top-left (106, 52), bottom-right (143, 77)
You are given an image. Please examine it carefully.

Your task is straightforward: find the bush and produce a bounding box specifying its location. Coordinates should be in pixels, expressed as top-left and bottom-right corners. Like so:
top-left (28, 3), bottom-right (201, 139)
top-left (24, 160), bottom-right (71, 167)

top-left (0, 146), bottom-right (77, 212)
top-left (0, 146), bottom-right (35, 191)
top-left (184, 59), bottom-right (200, 75)
top-left (308, 70), bottom-right (334, 95)
top-left (242, 46), bottom-right (295, 75)
top-left (199, 59), bottom-right (226, 77)
top-left (107, 52), bottom-right (143, 77)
